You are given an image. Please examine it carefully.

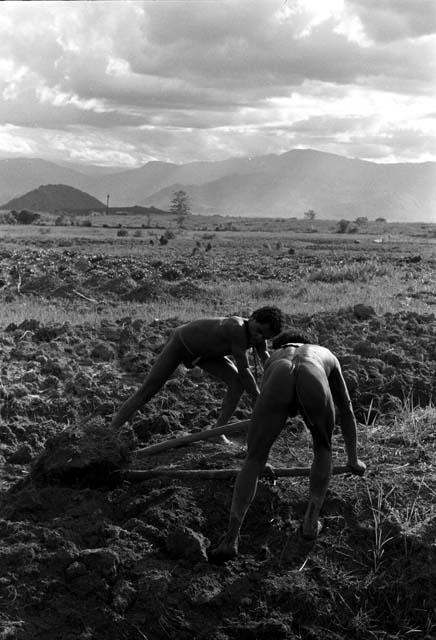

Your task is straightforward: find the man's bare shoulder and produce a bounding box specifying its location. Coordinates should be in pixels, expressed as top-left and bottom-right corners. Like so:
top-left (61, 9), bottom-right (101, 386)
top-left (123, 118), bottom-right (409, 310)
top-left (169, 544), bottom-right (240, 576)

top-left (182, 317), bottom-right (227, 330)
top-left (221, 315), bottom-right (244, 328)
top-left (294, 344), bottom-right (337, 368)
top-left (180, 316), bottom-right (245, 347)
top-left (218, 316), bottom-right (246, 343)
top-left (270, 346), bottom-right (299, 362)
top-left (187, 315), bottom-right (243, 324)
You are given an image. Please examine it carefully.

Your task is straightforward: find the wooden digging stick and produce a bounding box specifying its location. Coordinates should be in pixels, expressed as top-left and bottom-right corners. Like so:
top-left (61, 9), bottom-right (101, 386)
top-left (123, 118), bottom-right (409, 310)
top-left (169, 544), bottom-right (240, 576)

top-left (122, 464), bottom-right (352, 481)
top-left (134, 419), bottom-right (251, 457)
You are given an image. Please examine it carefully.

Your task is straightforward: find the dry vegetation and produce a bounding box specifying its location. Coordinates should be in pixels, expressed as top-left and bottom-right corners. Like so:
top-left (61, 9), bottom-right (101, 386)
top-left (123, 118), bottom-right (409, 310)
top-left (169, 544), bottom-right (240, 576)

top-left (0, 214), bottom-right (435, 639)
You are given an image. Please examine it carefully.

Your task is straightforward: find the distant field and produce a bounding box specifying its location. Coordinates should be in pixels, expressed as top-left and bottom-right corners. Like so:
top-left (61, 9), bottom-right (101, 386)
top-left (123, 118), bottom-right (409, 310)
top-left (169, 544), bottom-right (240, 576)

top-left (0, 215), bottom-right (434, 327)
top-left (1, 209), bottom-right (436, 237)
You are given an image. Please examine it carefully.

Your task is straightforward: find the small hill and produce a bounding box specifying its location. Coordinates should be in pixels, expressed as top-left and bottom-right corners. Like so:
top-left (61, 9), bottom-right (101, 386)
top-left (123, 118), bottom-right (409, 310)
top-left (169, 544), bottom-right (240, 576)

top-left (1, 184), bottom-right (105, 213)
top-left (0, 158), bottom-right (90, 203)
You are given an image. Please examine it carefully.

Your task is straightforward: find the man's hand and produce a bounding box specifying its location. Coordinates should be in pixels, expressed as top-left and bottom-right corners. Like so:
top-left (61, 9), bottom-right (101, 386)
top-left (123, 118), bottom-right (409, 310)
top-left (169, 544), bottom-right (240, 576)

top-left (261, 462), bottom-right (276, 485)
top-left (347, 459), bottom-right (366, 476)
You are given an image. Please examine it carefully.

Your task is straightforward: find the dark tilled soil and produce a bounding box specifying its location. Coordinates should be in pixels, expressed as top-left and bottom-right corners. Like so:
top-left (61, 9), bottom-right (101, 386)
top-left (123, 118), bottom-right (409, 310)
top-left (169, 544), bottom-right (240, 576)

top-left (0, 246), bottom-right (435, 639)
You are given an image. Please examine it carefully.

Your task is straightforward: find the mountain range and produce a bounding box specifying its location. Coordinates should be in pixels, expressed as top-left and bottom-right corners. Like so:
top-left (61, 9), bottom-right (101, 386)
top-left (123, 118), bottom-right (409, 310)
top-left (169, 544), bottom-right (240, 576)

top-left (0, 149), bottom-right (435, 222)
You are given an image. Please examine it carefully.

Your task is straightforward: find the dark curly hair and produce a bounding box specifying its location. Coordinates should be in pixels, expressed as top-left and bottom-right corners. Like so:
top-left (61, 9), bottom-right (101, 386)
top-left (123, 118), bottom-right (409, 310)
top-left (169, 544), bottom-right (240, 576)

top-left (271, 328), bottom-right (316, 349)
top-left (250, 306), bottom-right (283, 336)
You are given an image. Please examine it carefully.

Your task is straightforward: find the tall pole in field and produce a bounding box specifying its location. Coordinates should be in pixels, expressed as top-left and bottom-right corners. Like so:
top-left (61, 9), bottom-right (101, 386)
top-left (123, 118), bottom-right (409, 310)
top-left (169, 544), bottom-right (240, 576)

top-left (106, 194), bottom-right (110, 215)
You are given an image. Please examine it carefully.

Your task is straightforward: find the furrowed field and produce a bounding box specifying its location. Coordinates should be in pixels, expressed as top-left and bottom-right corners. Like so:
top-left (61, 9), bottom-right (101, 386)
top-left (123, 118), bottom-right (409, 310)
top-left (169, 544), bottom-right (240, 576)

top-left (0, 214), bottom-right (435, 640)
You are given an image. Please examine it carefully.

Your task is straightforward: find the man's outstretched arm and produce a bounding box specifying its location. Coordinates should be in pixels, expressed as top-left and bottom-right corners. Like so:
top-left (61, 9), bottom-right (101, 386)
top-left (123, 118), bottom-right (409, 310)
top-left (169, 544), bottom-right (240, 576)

top-left (329, 364), bottom-right (366, 475)
top-left (232, 349), bottom-right (260, 404)
top-left (255, 340), bottom-right (270, 365)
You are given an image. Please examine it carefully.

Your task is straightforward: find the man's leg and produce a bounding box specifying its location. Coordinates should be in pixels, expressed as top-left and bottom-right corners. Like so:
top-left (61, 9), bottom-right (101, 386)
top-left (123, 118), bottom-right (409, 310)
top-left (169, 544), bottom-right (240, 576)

top-left (199, 357), bottom-right (245, 443)
top-left (110, 337), bottom-right (182, 429)
top-left (303, 442), bottom-right (332, 539)
top-left (211, 409), bottom-right (288, 560)
top-left (211, 364), bottom-right (292, 559)
top-left (296, 365), bottom-right (334, 539)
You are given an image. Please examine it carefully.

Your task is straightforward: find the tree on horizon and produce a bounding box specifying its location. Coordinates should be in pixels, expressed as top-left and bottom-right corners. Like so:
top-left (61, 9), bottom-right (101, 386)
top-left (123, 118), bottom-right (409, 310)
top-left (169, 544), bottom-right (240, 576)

top-left (170, 189), bottom-right (191, 227)
top-left (304, 209), bottom-right (316, 221)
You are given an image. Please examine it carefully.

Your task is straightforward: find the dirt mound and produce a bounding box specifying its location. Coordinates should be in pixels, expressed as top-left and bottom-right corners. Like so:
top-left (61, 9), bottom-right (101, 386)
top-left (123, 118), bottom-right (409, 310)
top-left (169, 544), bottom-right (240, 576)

top-left (123, 278), bottom-right (165, 301)
top-left (31, 419), bottom-right (136, 486)
top-left (20, 274), bottom-right (67, 295)
top-left (167, 279), bottom-right (207, 300)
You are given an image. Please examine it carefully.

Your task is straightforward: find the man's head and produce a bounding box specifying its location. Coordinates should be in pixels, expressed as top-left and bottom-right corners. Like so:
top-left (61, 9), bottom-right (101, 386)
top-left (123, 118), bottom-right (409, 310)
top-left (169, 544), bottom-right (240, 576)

top-left (271, 329), bottom-right (315, 349)
top-left (249, 306), bottom-right (283, 341)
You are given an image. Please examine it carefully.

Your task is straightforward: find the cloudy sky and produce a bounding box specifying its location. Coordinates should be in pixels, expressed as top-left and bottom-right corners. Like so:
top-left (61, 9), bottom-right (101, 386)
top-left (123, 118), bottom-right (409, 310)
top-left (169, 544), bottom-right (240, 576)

top-left (1, 0), bottom-right (435, 168)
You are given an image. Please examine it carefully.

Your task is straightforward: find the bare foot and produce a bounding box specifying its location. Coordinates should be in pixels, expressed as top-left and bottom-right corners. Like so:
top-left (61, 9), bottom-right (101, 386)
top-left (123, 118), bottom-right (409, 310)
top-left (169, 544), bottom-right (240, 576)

top-left (261, 463), bottom-right (275, 480)
top-left (301, 519), bottom-right (323, 540)
top-left (347, 459), bottom-right (366, 476)
top-left (208, 538), bottom-right (238, 563)
top-left (208, 434), bottom-right (237, 446)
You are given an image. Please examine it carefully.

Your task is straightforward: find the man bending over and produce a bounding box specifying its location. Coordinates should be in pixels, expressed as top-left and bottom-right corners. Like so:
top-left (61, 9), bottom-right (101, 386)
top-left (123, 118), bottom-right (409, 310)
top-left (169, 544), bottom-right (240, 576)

top-left (210, 330), bottom-right (366, 560)
top-left (110, 306), bottom-right (283, 440)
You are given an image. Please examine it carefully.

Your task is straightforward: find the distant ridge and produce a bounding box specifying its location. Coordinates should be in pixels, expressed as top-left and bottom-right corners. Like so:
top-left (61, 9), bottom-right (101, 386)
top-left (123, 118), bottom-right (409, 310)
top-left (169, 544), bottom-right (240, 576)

top-left (1, 184), bottom-right (105, 213)
top-left (0, 150), bottom-right (435, 221)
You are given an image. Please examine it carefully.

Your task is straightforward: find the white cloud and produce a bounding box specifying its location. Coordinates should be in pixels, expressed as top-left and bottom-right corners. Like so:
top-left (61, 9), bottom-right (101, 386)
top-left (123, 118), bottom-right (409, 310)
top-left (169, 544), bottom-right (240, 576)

top-left (0, 125), bottom-right (36, 154)
top-left (0, 0), bottom-right (434, 165)
top-left (347, 0), bottom-right (436, 42)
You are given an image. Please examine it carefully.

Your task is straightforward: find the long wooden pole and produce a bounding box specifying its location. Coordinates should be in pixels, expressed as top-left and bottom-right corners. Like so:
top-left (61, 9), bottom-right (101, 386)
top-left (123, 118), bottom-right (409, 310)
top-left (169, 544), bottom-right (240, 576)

top-left (134, 419), bottom-right (251, 456)
top-left (122, 465), bottom-right (352, 481)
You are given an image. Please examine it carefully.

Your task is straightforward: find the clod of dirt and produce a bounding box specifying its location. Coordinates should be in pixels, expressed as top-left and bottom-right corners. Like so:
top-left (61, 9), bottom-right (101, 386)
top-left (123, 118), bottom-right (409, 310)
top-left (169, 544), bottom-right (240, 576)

top-left (90, 341), bottom-right (115, 361)
top-left (166, 525), bottom-right (210, 562)
top-left (30, 418), bottom-right (137, 486)
top-left (353, 303), bottom-right (376, 319)
top-left (6, 443), bottom-right (33, 465)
